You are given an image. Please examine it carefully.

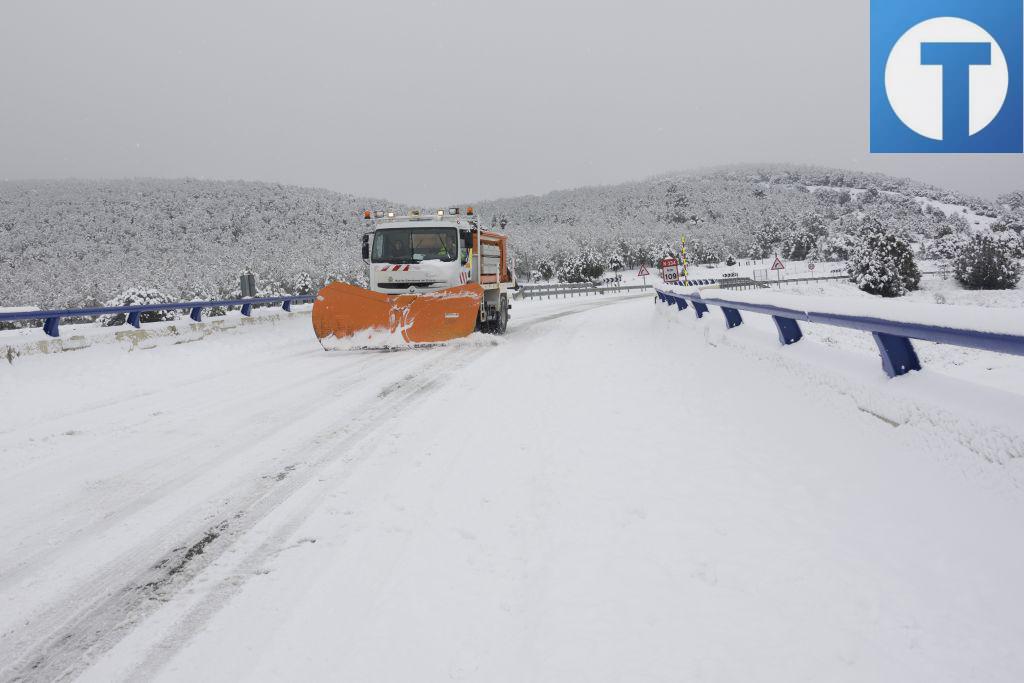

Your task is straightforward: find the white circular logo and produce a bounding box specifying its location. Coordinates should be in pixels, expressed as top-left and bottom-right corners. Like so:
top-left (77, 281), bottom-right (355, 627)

top-left (884, 17), bottom-right (1009, 140)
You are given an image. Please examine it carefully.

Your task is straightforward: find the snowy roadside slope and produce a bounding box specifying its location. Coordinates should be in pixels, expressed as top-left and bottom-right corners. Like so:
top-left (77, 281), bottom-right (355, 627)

top-left (30, 297), bottom-right (1020, 682)
top-left (694, 279), bottom-right (1024, 396)
top-left (1, 304), bottom-right (314, 360)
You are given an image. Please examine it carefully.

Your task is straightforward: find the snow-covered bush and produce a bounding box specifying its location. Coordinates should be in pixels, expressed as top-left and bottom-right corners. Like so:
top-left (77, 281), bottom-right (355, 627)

top-left (98, 288), bottom-right (178, 326)
top-left (292, 272), bottom-right (316, 295)
top-left (847, 220), bottom-right (920, 297)
top-left (749, 223), bottom-right (782, 259)
top-left (953, 232), bottom-right (1023, 290)
top-left (183, 287), bottom-right (227, 316)
top-left (258, 279), bottom-right (289, 298)
top-left (535, 260), bottom-right (555, 281)
top-left (556, 250), bottom-right (605, 283)
top-left (688, 240), bottom-right (725, 265)
top-left (992, 212), bottom-right (1024, 234)
top-left (920, 233), bottom-right (962, 261)
top-left (814, 231), bottom-right (855, 261)
top-left (780, 214), bottom-right (828, 260)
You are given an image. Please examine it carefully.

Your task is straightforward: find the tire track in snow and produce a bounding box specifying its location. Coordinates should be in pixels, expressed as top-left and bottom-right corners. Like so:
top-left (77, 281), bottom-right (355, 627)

top-left (1, 296), bottom-right (645, 681)
top-left (1, 345), bottom-right (490, 681)
top-left (0, 347), bottom-right (426, 591)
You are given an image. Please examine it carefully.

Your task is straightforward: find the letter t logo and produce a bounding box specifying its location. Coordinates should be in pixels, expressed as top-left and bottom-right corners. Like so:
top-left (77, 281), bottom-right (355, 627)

top-left (920, 42), bottom-right (992, 143)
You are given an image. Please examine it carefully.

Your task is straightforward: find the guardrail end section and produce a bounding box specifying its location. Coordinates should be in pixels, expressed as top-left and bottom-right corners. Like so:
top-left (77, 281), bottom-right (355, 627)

top-left (241, 303), bottom-right (253, 317)
top-left (872, 332), bottom-right (921, 378)
top-left (772, 316), bottom-right (803, 346)
top-left (190, 306), bottom-right (203, 323)
top-left (127, 311), bottom-right (141, 329)
top-left (721, 307), bottom-right (743, 329)
top-left (43, 317), bottom-right (60, 338)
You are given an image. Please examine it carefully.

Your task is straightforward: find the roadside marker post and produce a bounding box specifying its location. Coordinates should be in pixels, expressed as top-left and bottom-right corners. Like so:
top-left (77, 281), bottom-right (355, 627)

top-left (659, 258), bottom-right (680, 285)
top-left (770, 255), bottom-right (785, 287)
top-left (634, 264), bottom-right (651, 288)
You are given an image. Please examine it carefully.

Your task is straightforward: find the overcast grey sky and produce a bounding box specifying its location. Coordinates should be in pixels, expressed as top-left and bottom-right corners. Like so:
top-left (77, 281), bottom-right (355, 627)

top-left (1, 0), bottom-right (1021, 204)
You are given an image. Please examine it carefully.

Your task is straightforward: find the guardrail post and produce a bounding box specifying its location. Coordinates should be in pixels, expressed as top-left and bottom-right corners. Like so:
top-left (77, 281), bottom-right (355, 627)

top-left (190, 306), bottom-right (203, 322)
top-left (127, 311), bottom-right (141, 329)
top-left (282, 299), bottom-right (292, 312)
top-left (720, 307), bottom-right (743, 329)
top-left (693, 300), bottom-right (709, 319)
top-left (872, 332), bottom-right (921, 378)
top-left (772, 316), bottom-right (803, 345)
top-left (241, 303), bottom-right (253, 317)
top-left (675, 298), bottom-right (688, 311)
top-left (43, 317), bottom-right (60, 338)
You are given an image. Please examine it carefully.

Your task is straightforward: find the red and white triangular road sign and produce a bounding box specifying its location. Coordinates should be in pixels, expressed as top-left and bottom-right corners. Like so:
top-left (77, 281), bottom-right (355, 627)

top-left (770, 256), bottom-right (785, 271)
top-left (637, 265), bottom-right (650, 277)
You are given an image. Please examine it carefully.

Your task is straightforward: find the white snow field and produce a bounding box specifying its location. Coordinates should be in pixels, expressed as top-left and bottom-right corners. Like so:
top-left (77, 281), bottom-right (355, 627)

top-left (3, 292), bottom-right (1024, 682)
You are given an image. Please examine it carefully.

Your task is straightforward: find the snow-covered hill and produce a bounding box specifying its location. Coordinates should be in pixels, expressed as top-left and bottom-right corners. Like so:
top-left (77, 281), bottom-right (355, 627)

top-left (2, 166), bottom-right (1021, 309)
top-left (476, 165), bottom-right (1016, 278)
top-left (0, 179), bottom-right (395, 309)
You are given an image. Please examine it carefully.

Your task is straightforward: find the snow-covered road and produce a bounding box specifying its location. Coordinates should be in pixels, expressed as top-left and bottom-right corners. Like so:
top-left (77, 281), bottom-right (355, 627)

top-left (3, 294), bottom-right (1024, 682)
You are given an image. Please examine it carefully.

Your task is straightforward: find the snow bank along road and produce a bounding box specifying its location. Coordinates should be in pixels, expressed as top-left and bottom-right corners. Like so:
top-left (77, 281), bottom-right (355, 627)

top-left (3, 294), bottom-right (1024, 682)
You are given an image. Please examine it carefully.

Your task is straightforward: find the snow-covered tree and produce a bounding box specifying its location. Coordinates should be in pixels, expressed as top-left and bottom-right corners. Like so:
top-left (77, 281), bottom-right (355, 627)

top-left (535, 260), bottom-right (555, 281)
top-left (292, 272), bottom-right (316, 295)
top-left (847, 220), bottom-right (921, 297)
top-left (780, 213), bottom-right (828, 260)
top-left (556, 249), bottom-right (606, 283)
top-left (749, 222), bottom-right (782, 259)
top-left (953, 232), bottom-right (1023, 290)
top-left (992, 212), bottom-right (1024, 234)
top-left (98, 288), bottom-right (178, 326)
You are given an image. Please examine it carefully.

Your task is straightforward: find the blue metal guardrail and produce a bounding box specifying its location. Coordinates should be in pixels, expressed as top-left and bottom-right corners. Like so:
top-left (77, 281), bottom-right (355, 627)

top-left (655, 288), bottom-right (1024, 379)
top-left (0, 295), bottom-right (317, 339)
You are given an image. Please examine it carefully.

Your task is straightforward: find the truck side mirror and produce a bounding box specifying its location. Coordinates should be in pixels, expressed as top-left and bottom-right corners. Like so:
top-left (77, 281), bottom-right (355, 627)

top-left (361, 234), bottom-right (370, 260)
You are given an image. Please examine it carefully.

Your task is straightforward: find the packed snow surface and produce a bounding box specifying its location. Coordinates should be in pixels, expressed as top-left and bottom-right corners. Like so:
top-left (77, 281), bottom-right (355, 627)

top-left (2, 292), bottom-right (1024, 682)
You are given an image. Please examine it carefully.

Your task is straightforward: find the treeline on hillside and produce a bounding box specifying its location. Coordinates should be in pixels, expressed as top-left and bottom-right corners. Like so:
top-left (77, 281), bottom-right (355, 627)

top-left (0, 179), bottom-right (391, 308)
top-left (478, 165), bottom-right (1022, 283)
top-left (2, 166), bottom-right (1022, 308)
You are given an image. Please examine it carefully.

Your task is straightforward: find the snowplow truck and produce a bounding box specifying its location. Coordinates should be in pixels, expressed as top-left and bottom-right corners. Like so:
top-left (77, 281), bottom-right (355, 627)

top-left (313, 208), bottom-right (517, 344)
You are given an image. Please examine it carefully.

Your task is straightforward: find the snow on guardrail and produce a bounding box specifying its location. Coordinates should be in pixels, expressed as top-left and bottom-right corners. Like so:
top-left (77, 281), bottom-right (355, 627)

top-left (0, 295), bottom-right (316, 339)
top-left (655, 284), bottom-right (1024, 379)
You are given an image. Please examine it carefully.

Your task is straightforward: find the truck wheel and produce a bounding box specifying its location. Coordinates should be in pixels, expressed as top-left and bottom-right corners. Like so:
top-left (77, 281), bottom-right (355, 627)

top-left (494, 295), bottom-right (508, 335)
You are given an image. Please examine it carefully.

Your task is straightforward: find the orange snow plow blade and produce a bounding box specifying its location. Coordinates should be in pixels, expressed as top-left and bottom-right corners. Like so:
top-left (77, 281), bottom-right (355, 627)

top-left (312, 282), bottom-right (483, 344)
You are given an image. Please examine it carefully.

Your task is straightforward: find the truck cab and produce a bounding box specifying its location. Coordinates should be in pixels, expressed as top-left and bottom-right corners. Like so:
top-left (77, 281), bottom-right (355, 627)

top-left (361, 209), bottom-right (517, 333)
top-left (365, 219), bottom-right (468, 294)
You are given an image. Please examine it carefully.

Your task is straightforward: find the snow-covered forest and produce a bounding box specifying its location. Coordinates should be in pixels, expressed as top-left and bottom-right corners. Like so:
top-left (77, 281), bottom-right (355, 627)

top-left (2, 165), bottom-right (1022, 308)
top-left (0, 179), bottom-right (394, 309)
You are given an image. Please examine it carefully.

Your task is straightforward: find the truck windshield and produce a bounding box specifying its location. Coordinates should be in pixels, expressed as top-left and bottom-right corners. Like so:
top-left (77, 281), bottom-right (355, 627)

top-left (371, 228), bottom-right (458, 264)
